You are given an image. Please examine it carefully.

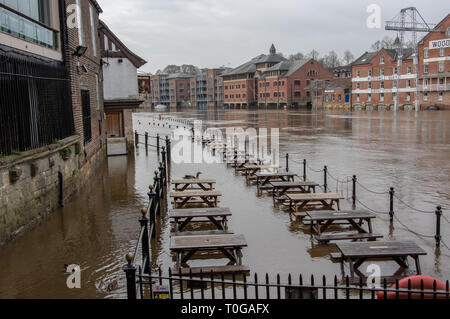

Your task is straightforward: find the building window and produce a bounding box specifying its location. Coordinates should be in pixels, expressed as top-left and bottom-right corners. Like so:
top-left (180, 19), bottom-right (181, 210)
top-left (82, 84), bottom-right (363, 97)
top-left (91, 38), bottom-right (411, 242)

top-left (440, 48), bottom-right (444, 57)
top-left (447, 27), bottom-right (450, 36)
top-left (394, 67), bottom-right (398, 74)
top-left (89, 5), bottom-right (97, 56)
top-left (294, 91), bottom-right (301, 97)
top-left (439, 63), bottom-right (444, 73)
top-left (368, 94), bottom-right (371, 102)
top-left (380, 81), bottom-right (384, 89)
top-left (423, 92), bottom-right (428, 101)
top-left (294, 80), bottom-right (301, 86)
top-left (274, 92), bottom-right (278, 97)
top-left (438, 92), bottom-right (443, 101)
top-left (368, 82), bottom-right (371, 89)
top-left (306, 91), bottom-right (310, 97)
top-left (242, 84), bottom-right (246, 88)
top-left (406, 93), bottom-right (411, 101)
top-left (380, 93), bottom-right (384, 102)
top-left (76, 0), bottom-right (84, 46)
top-left (380, 56), bottom-right (385, 64)
top-left (274, 81), bottom-right (277, 87)
top-left (439, 78), bottom-right (444, 85)
top-left (424, 48), bottom-right (428, 59)
top-left (356, 83), bottom-right (360, 89)
top-left (407, 66), bottom-right (411, 74)
top-left (424, 64), bottom-right (429, 74)
top-left (380, 68), bottom-right (384, 76)
top-left (356, 94), bottom-right (360, 102)
top-left (356, 71), bottom-right (360, 77)
top-left (368, 70), bottom-right (372, 77)
top-left (407, 80), bottom-right (411, 88)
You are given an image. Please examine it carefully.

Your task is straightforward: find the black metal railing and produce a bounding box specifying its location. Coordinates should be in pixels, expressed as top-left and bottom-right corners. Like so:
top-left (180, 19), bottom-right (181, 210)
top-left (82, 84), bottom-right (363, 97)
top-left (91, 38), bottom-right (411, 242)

top-left (0, 50), bottom-right (74, 156)
top-left (123, 147), bottom-right (169, 299)
top-left (124, 266), bottom-right (450, 300)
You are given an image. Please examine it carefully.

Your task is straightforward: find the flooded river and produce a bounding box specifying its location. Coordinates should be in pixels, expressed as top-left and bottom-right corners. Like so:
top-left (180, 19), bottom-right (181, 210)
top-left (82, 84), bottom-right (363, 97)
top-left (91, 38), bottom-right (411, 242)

top-left (0, 109), bottom-right (449, 298)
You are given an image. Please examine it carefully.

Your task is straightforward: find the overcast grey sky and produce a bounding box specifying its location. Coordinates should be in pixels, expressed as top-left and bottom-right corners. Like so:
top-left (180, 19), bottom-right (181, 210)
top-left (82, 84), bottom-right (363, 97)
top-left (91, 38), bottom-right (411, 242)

top-left (96, 0), bottom-right (449, 73)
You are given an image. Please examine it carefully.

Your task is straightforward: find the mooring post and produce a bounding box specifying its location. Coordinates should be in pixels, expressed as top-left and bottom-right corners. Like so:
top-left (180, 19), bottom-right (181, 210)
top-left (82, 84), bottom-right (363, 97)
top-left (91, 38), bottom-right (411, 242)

top-left (323, 166), bottom-right (328, 193)
top-left (123, 253), bottom-right (137, 300)
top-left (139, 208), bottom-right (150, 273)
top-left (303, 159), bottom-right (307, 181)
top-left (435, 206), bottom-right (442, 248)
top-left (135, 131), bottom-right (139, 147)
top-left (145, 132), bottom-right (149, 149)
top-left (389, 187), bottom-right (395, 222)
top-left (58, 171), bottom-right (64, 207)
top-left (286, 154), bottom-right (289, 172)
top-left (352, 175), bottom-right (357, 209)
top-left (148, 185), bottom-right (156, 239)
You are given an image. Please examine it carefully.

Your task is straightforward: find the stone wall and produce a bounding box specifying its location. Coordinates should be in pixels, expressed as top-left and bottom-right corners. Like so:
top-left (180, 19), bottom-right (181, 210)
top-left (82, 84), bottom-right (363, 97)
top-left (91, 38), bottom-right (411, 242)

top-left (0, 135), bottom-right (105, 246)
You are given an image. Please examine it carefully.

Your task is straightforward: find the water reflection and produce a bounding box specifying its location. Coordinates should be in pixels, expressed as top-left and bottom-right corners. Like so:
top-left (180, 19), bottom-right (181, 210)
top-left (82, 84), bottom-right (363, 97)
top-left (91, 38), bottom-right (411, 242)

top-left (0, 109), bottom-right (448, 298)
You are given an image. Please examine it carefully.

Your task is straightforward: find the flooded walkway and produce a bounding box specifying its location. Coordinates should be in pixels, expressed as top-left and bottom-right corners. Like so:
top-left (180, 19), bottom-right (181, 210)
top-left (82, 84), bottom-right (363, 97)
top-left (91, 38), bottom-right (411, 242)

top-left (0, 109), bottom-right (449, 298)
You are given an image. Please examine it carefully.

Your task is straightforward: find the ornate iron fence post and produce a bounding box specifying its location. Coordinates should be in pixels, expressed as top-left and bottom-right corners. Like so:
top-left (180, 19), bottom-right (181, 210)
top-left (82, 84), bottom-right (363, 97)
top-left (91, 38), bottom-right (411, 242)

top-left (135, 131), bottom-right (139, 147)
top-left (435, 206), bottom-right (442, 248)
top-left (323, 166), bottom-right (328, 193)
top-left (145, 132), bottom-right (149, 150)
top-left (352, 175), bottom-right (357, 209)
top-left (139, 208), bottom-right (150, 273)
top-left (156, 133), bottom-right (160, 156)
top-left (165, 136), bottom-right (171, 164)
top-left (389, 187), bottom-right (395, 222)
top-left (123, 253), bottom-right (137, 299)
top-left (148, 185), bottom-right (156, 239)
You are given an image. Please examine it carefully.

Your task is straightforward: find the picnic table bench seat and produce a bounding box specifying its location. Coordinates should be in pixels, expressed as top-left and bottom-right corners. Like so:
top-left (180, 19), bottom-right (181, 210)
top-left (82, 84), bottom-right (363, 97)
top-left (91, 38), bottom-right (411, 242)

top-left (171, 265), bottom-right (250, 276)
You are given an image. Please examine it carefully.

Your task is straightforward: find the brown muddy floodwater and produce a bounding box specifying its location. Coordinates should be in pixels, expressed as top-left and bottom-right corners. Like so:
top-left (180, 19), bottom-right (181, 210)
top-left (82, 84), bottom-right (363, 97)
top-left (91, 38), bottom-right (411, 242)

top-left (0, 109), bottom-right (449, 299)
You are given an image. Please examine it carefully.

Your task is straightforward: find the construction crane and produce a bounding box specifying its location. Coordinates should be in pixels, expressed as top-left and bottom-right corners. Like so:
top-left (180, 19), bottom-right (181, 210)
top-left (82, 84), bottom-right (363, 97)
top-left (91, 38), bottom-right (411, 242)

top-left (385, 7), bottom-right (443, 112)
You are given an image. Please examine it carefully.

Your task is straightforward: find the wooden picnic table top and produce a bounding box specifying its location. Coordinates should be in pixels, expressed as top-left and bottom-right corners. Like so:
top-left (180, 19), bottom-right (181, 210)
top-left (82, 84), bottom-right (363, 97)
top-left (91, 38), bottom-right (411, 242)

top-left (172, 179), bottom-right (217, 184)
top-left (170, 234), bottom-right (248, 251)
top-left (306, 210), bottom-right (377, 221)
top-left (169, 208), bottom-right (232, 218)
top-left (336, 241), bottom-right (427, 258)
top-left (255, 172), bottom-right (298, 178)
top-left (285, 193), bottom-right (344, 201)
top-left (243, 164), bottom-right (279, 170)
top-left (170, 191), bottom-right (222, 198)
top-left (270, 181), bottom-right (319, 187)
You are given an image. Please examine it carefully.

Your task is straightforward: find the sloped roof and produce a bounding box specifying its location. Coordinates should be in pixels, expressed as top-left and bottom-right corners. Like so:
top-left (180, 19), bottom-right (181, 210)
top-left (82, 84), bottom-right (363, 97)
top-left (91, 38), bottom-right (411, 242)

top-left (167, 73), bottom-right (194, 80)
top-left (264, 59), bottom-right (310, 77)
top-left (352, 51), bottom-right (378, 65)
top-left (99, 20), bottom-right (147, 68)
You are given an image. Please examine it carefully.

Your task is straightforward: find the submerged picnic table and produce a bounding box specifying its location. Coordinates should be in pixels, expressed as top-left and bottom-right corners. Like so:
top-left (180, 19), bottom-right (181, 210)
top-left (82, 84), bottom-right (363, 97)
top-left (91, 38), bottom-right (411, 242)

top-left (169, 208), bottom-right (232, 234)
top-left (283, 192), bottom-right (344, 212)
top-left (172, 179), bottom-right (216, 191)
top-left (255, 173), bottom-right (297, 194)
top-left (170, 191), bottom-right (222, 209)
top-left (336, 241), bottom-right (427, 279)
top-left (306, 210), bottom-right (384, 243)
top-left (170, 234), bottom-right (248, 268)
top-left (238, 165), bottom-right (280, 183)
top-left (270, 181), bottom-right (319, 199)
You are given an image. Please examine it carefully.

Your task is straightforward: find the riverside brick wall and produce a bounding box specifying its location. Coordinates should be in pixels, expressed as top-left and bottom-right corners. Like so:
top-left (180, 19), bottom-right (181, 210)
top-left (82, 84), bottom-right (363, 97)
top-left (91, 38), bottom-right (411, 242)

top-left (0, 136), bottom-right (105, 245)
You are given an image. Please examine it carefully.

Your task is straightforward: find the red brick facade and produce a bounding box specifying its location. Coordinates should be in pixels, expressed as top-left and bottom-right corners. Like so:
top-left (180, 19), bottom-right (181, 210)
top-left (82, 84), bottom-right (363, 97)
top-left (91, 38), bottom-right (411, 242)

top-left (418, 14), bottom-right (450, 110)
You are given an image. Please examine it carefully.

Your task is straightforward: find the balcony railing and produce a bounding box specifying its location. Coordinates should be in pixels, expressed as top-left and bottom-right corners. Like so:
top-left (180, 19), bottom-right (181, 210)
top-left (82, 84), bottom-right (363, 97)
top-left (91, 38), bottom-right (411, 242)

top-left (418, 84), bottom-right (450, 92)
top-left (0, 4), bottom-right (57, 49)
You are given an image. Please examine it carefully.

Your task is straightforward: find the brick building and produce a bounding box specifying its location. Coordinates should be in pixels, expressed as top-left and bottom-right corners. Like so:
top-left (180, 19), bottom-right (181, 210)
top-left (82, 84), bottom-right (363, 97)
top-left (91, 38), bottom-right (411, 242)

top-left (190, 68), bottom-right (225, 109)
top-left (351, 48), bottom-right (417, 111)
top-left (168, 73), bottom-right (192, 110)
top-left (64, 0), bottom-right (105, 161)
top-left (223, 45), bottom-right (333, 108)
top-left (222, 44), bottom-right (286, 108)
top-left (150, 73), bottom-right (169, 108)
top-left (418, 14), bottom-right (450, 110)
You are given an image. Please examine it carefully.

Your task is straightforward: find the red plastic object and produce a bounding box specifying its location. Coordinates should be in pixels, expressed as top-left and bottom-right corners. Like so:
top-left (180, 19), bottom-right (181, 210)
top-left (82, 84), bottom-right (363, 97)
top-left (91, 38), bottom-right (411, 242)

top-left (377, 275), bottom-right (447, 299)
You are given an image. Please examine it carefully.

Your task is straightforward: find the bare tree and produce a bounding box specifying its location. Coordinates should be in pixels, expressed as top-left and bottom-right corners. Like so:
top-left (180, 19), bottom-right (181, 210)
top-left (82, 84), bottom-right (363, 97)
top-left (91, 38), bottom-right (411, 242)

top-left (288, 52), bottom-right (305, 61)
top-left (307, 49), bottom-right (320, 60)
top-left (323, 50), bottom-right (341, 68)
top-left (343, 50), bottom-right (355, 65)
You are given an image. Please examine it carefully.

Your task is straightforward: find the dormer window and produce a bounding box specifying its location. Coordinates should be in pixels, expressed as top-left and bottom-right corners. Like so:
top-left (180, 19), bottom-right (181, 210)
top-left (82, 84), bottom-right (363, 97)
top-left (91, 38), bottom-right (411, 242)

top-left (380, 56), bottom-right (385, 64)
